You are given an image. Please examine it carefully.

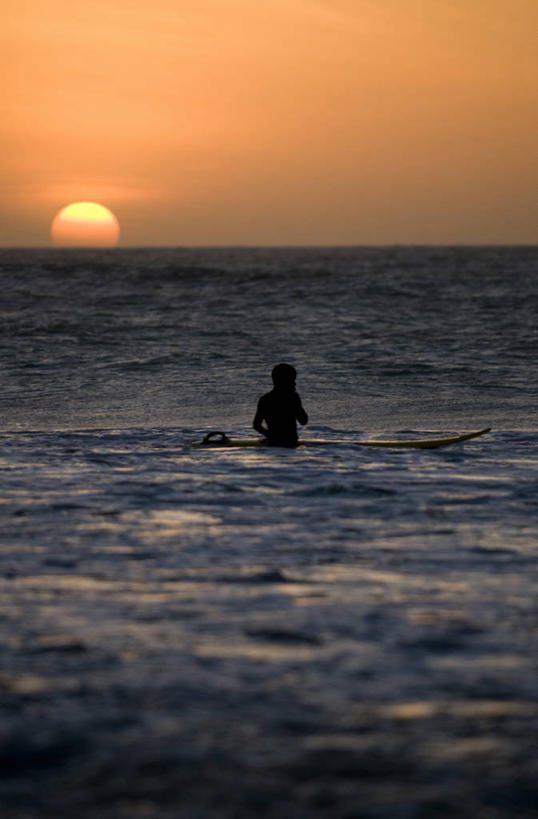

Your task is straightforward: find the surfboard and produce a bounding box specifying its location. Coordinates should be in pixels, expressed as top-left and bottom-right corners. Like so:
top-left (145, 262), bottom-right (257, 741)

top-left (199, 428), bottom-right (491, 450)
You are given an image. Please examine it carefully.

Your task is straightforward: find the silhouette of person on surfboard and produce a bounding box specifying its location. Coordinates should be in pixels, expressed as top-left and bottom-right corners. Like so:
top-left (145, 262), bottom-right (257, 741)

top-left (253, 363), bottom-right (308, 447)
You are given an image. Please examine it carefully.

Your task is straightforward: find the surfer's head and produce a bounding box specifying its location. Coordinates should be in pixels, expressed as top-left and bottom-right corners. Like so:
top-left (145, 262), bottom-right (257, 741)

top-left (272, 363), bottom-right (297, 390)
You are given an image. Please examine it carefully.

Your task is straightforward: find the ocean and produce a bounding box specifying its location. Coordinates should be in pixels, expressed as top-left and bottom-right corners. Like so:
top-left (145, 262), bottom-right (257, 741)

top-left (1, 246), bottom-right (537, 818)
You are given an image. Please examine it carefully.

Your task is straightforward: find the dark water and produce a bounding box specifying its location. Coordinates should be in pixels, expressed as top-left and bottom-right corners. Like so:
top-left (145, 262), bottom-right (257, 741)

top-left (1, 246), bottom-right (536, 431)
top-left (1, 247), bottom-right (537, 818)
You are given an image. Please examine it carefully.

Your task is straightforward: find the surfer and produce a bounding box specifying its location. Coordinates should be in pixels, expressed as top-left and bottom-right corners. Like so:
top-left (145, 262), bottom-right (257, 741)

top-left (253, 363), bottom-right (308, 447)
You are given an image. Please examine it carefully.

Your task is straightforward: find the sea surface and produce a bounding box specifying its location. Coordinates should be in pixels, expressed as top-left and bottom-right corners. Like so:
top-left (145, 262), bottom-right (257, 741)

top-left (1, 246), bottom-right (537, 818)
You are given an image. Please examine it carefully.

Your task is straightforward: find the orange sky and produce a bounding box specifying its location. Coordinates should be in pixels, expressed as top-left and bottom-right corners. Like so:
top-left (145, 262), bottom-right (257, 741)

top-left (2, 0), bottom-right (537, 246)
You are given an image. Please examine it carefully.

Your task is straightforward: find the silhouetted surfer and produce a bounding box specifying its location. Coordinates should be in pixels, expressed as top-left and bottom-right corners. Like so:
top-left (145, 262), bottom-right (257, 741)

top-left (253, 363), bottom-right (308, 447)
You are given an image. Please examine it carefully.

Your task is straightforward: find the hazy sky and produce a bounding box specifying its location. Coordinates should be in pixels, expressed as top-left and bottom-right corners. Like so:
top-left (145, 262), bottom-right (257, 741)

top-left (2, 0), bottom-right (537, 245)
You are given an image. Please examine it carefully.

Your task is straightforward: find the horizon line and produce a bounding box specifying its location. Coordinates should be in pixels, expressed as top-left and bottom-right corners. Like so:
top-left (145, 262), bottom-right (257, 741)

top-left (1, 242), bottom-right (537, 251)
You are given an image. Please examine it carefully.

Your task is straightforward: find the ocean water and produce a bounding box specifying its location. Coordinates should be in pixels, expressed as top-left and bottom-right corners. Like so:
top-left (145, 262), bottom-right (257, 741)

top-left (1, 246), bottom-right (537, 818)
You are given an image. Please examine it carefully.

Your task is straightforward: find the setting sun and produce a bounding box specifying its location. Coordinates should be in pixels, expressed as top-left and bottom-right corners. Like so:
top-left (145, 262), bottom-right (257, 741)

top-left (51, 202), bottom-right (120, 247)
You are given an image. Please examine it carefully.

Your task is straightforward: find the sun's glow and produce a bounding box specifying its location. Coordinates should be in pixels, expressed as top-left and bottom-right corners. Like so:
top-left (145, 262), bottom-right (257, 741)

top-left (51, 202), bottom-right (120, 247)
top-left (3, 1), bottom-right (537, 245)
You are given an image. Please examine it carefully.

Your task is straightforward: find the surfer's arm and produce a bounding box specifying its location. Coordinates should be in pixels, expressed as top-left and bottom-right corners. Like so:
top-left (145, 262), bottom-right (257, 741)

top-left (253, 401), bottom-right (269, 437)
top-left (295, 394), bottom-right (308, 426)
